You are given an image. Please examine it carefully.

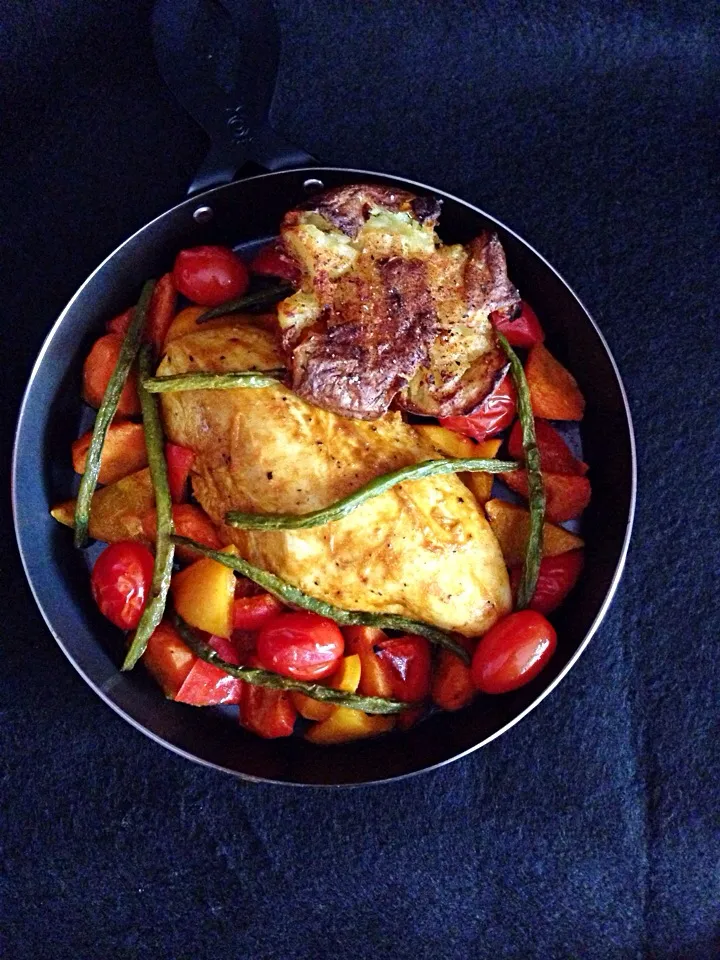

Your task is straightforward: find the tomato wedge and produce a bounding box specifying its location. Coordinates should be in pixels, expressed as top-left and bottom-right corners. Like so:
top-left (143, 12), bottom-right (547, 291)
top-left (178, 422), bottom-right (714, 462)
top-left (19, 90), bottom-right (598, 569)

top-left (439, 369), bottom-right (516, 442)
top-left (471, 610), bottom-right (557, 694)
top-left (175, 635), bottom-right (244, 706)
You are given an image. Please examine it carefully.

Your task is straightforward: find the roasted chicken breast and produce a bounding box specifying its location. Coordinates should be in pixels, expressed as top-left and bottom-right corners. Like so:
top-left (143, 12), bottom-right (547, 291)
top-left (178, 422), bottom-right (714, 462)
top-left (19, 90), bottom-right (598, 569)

top-left (158, 325), bottom-right (511, 637)
top-left (277, 184), bottom-right (520, 420)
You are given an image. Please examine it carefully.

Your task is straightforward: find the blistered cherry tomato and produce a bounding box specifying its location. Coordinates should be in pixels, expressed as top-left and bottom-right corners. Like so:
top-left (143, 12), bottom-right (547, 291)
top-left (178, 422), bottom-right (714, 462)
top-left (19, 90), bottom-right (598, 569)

top-left (256, 611), bottom-right (344, 681)
top-left (439, 369), bottom-right (516, 442)
top-left (490, 301), bottom-right (545, 348)
top-left (90, 541), bottom-right (155, 630)
top-left (471, 610), bottom-right (557, 694)
top-left (172, 245), bottom-right (249, 306)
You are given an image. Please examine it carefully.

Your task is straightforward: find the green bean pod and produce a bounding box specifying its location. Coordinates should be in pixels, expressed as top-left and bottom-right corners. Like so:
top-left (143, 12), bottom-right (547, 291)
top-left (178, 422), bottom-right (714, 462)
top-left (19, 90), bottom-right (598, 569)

top-left (173, 615), bottom-right (409, 714)
top-left (197, 283), bottom-right (294, 322)
top-left (170, 536), bottom-right (471, 664)
top-left (142, 370), bottom-right (285, 393)
top-left (122, 346), bottom-right (176, 670)
top-left (497, 333), bottom-right (546, 609)
top-left (73, 281), bottom-right (154, 547)
top-left (226, 457), bottom-right (518, 530)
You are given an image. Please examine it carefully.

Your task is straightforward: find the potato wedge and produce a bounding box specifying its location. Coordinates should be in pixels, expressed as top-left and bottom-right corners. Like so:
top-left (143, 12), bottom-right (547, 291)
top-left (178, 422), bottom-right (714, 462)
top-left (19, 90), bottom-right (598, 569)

top-left (460, 438), bottom-right (502, 505)
top-left (484, 498), bottom-right (584, 566)
top-left (72, 421), bottom-right (147, 486)
top-left (50, 468), bottom-right (154, 543)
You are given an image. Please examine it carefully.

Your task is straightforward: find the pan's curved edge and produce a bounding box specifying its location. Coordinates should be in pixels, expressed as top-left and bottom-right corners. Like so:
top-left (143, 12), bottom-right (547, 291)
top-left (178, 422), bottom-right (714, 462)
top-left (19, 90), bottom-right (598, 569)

top-left (12, 167), bottom-right (636, 787)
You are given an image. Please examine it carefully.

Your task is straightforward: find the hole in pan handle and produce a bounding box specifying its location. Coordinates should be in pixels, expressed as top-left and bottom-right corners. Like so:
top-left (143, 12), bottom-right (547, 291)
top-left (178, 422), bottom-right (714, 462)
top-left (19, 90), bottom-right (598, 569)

top-left (152, 0), bottom-right (316, 196)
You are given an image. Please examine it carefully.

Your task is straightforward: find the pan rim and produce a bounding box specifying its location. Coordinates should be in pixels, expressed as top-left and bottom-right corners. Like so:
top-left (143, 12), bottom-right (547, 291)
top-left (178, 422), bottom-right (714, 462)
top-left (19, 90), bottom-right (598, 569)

top-left (12, 166), bottom-right (637, 787)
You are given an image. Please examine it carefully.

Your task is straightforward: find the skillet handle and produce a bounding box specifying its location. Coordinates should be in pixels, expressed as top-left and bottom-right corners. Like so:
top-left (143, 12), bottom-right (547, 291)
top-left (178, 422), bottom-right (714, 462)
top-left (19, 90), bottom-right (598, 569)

top-left (188, 125), bottom-right (316, 197)
top-left (152, 0), bottom-right (316, 197)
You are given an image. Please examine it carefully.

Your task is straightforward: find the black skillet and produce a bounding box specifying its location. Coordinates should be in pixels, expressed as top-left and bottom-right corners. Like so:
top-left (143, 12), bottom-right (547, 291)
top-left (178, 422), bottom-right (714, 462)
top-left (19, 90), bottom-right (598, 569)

top-left (12, 0), bottom-right (636, 786)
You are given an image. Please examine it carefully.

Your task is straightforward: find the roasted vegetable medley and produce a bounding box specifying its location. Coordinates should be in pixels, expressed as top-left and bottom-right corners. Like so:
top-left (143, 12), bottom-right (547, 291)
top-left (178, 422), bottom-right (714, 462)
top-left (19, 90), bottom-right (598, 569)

top-left (51, 185), bottom-right (590, 744)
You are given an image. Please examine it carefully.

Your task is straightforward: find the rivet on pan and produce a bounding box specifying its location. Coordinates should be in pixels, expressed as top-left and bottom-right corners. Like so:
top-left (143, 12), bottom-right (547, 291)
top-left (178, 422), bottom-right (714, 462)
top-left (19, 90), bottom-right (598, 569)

top-left (303, 178), bottom-right (324, 193)
top-left (193, 205), bottom-right (214, 224)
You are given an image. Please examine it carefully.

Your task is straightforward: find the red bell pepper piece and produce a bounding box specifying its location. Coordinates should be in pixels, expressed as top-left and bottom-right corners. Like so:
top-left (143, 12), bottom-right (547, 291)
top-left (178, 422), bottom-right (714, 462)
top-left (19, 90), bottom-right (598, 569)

top-left (504, 470), bottom-right (592, 523)
top-left (508, 419), bottom-right (588, 476)
top-left (233, 593), bottom-right (284, 630)
top-left (239, 657), bottom-right (297, 738)
top-left (146, 272), bottom-right (178, 351)
top-left (175, 634), bottom-right (244, 706)
top-left (142, 504), bottom-right (220, 560)
top-left (106, 307), bottom-right (134, 336)
top-left (375, 635), bottom-right (432, 702)
top-left (249, 239), bottom-right (301, 285)
top-left (165, 443), bottom-right (196, 503)
top-left (143, 620), bottom-right (196, 698)
top-left (510, 550), bottom-right (584, 614)
top-left (491, 301), bottom-right (544, 348)
top-left (439, 369), bottom-right (516, 442)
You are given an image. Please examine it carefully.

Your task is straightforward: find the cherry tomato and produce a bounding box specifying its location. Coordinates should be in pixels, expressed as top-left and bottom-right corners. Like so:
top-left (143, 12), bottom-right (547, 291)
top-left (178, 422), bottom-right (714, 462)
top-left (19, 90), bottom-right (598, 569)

top-left (164, 442), bottom-right (196, 503)
top-left (256, 611), bottom-right (344, 681)
top-left (250, 239), bottom-right (301, 285)
top-left (439, 369), bottom-right (516, 442)
top-left (375, 635), bottom-right (432, 701)
top-left (471, 610), bottom-right (557, 694)
top-left (172, 245), bottom-right (249, 307)
top-left (490, 301), bottom-right (545, 348)
top-left (239, 656), bottom-right (297, 738)
top-left (90, 541), bottom-right (155, 630)
top-left (233, 594), bottom-right (284, 631)
top-left (510, 551), bottom-right (584, 615)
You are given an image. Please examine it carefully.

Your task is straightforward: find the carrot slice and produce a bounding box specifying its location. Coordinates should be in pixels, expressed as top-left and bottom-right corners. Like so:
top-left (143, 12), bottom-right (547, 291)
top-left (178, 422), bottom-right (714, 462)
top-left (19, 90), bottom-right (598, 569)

top-left (525, 344), bottom-right (585, 420)
top-left (82, 333), bottom-right (141, 415)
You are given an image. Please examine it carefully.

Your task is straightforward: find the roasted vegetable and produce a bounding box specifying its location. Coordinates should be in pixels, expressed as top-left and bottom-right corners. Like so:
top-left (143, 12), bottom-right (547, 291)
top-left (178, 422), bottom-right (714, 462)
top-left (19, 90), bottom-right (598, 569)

top-left (461, 438), bottom-right (503, 505)
top-left (431, 636), bottom-right (477, 712)
top-left (123, 345), bottom-right (175, 671)
top-left (74, 281), bottom-right (154, 546)
top-left (508, 419), bottom-right (588, 476)
top-left (498, 333), bottom-right (545, 610)
top-left (72, 421), bottom-right (147, 486)
top-left (304, 707), bottom-right (395, 744)
top-left (525, 344), bottom-right (585, 421)
top-left (142, 371), bottom-right (284, 393)
top-left (484, 499), bottom-right (584, 566)
top-left (171, 546), bottom-right (237, 638)
top-left (174, 615), bottom-right (407, 714)
top-left (225, 455), bottom-right (516, 530)
top-left (82, 334), bottom-right (141, 415)
top-left (504, 471), bottom-right (591, 524)
top-left (51, 468), bottom-right (155, 542)
top-left (292, 654), bottom-right (362, 721)
top-left (171, 536), bottom-right (471, 662)
top-left (197, 282), bottom-right (293, 322)
top-left (142, 621), bottom-right (196, 698)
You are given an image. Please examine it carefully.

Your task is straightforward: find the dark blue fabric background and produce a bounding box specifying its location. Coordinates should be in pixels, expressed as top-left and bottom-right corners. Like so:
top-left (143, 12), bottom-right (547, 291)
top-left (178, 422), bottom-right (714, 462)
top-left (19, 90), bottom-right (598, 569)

top-left (1, 1), bottom-right (718, 957)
